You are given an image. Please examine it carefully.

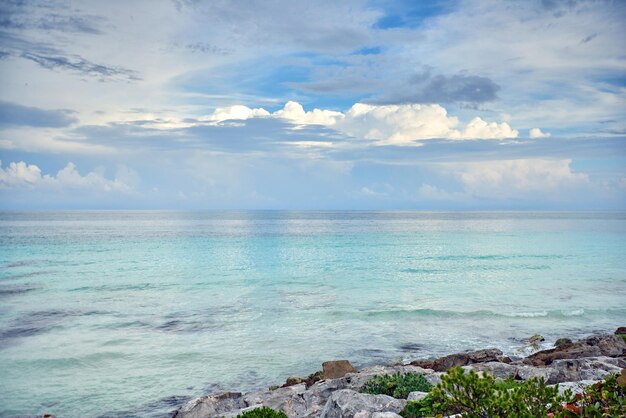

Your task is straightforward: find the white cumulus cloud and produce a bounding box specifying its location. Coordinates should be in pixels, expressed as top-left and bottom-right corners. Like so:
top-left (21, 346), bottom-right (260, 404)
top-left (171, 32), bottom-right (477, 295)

top-left (205, 105), bottom-right (270, 121)
top-left (0, 160), bottom-right (136, 192)
top-left (529, 128), bottom-right (551, 138)
top-left (272, 101), bottom-right (344, 126)
top-left (205, 101), bottom-right (519, 144)
top-left (0, 161), bottom-right (42, 187)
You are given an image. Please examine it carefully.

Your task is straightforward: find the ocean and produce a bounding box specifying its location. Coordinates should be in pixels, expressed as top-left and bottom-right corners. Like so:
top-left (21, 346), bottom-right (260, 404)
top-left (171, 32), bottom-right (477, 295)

top-left (0, 211), bottom-right (625, 417)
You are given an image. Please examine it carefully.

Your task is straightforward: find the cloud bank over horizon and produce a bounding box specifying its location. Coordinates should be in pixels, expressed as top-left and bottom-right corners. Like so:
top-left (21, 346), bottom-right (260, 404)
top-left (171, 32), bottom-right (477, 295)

top-left (0, 0), bottom-right (625, 209)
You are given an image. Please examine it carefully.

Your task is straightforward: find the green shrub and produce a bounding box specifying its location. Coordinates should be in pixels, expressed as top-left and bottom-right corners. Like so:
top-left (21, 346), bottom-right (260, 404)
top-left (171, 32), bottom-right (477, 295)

top-left (236, 406), bottom-right (288, 418)
top-left (400, 367), bottom-right (625, 418)
top-left (400, 367), bottom-right (570, 418)
top-left (362, 372), bottom-right (433, 399)
top-left (565, 372), bottom-right (626, 417)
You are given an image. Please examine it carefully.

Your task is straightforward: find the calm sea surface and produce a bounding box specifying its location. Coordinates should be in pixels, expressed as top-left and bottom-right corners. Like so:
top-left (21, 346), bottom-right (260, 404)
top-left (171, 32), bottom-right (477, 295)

top-left (1, 211), bottom-right (625, 417)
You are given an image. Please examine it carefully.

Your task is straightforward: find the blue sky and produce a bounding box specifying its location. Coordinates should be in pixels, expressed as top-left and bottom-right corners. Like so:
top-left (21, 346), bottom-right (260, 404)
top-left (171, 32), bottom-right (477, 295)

top-left (0, 0), bottom-right (625, 209)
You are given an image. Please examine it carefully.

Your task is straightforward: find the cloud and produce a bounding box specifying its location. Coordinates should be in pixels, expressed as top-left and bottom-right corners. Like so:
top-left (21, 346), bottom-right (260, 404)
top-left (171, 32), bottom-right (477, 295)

top-left (459, 117), bottom-right (518, 140)
top-left (371, 70), bottom-right (500, 105)
top-left (337, 103), bottom-right (517, 143)
top-left (172, 0), bottom-right (380, 52)
top-left (0, 160), bottom-right (41, 187)
top-left (0, 1), bottom-right (104, 34)
top-left (206, 105), bottom-right (270, 121)
top-left (0, 30), bottom-right (141, 82)
top-left (0, 160), bottom-right (136, 192)
top-left (529, 127), bottom-right (551, 138)
top-left (206, 101), bottom-right (518, 143)
top-left (417, 183), bottom-right (462, 200)
top-left (0, 101), bottom-right (77, 127)
top-left (272, 101), bottom-right (343, 125)
top-left (452, 158), bottom-right (589, 198)
top-left (20, 52), bottom-right (141, 81)
top-left (184, 42), bottom-right (231, 55)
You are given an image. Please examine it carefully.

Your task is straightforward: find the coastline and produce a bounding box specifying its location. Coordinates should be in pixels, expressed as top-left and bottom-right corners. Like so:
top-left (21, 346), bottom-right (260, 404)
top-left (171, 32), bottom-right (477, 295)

top-left (173, 330), bottom-right (626, 418)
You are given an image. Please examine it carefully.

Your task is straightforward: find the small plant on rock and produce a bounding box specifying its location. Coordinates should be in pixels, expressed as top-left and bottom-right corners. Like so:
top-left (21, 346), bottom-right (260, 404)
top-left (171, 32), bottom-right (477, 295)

top-left (236, 407), bottom-right (288, 418)
top-left (362, 372), bottom-right (433, 399)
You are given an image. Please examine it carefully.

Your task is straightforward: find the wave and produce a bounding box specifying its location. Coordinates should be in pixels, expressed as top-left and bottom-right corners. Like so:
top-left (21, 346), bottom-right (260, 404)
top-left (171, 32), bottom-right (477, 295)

top-left (330, 307), bottom-right (626, 320)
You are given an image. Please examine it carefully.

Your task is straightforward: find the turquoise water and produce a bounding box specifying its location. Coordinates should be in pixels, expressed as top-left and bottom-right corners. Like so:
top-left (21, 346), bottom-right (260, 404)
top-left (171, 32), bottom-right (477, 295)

top-left (0, 211), bottom-right (625, 417)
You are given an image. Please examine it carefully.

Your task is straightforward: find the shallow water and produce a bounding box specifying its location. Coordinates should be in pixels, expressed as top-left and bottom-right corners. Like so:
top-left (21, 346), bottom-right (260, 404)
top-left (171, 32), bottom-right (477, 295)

top-left (0, 211), bottom-right (625, 417)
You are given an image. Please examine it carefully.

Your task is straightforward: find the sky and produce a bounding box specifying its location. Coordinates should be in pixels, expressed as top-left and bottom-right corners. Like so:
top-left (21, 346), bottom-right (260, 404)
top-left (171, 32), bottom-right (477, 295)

top-left (0, 0), bottom-right (625, 210)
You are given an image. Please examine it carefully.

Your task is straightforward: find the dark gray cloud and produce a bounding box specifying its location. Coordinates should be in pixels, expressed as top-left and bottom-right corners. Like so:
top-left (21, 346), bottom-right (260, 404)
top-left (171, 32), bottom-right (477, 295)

top-left (0, 101), bottom-right (77, 128)
top-left (0, 0), bottom-right (104, 34)
top-left (21, 52), bottom-right (141, 81)
top-left (580, 33), bottom-right (597, 44)
top-left (370, 70), bottom-right (500, 105)
top-left (0, 31), bottom-right (141, 81)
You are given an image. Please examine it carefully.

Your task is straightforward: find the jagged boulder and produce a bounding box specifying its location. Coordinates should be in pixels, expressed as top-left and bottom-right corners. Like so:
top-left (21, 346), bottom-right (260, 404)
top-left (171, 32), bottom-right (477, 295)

top-left (544, 356), bottom-right (625, 384)
top-left (174, 392), bottom-right (245, 418)
top-left (244, 383), bottom-right (308, 417)
top-left (322, 360), bottom-right (356, 379)
top-left (523, 334), bottom-right (626, 366)
top-left (412, 348), bottom-right (506, 372)
top-left (464, 361), bottom-right (519, 379)
top-left (320, 389), bottom-right (406, 418)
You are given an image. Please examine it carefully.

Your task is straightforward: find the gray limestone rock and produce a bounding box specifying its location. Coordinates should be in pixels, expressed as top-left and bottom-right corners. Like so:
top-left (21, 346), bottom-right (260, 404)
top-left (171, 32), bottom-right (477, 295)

top-left (320, 389), bottom-right (406, 418)
top-left (174, 392), bottom-right (245, 418)
top-left (407, 391), bottom-right (429, 401)
top-left (545, 356), bottom-right (625, 384)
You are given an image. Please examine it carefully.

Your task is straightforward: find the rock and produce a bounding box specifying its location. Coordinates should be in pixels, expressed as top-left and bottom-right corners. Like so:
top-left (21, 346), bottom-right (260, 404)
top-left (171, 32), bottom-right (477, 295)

top-left (408, 360), bottom-right (435, 369)
top-left (174, 391), bottom-right (245, 418)
top-left (528, 334), bottom-right (545, 344)
top-left (496, 355), bottom-right (512, 364)
top-left (345, 365), bottom-right (432, 391)
top-left (305, 371), bottom-right (324, 387)
top-left (618, 368), bottom-right (626, 387)
top-left (424, 373), bottom-right (443, 386)
top-left (524, 334), bottom-right (626, 366)
top-left (243, 383), bottom-right (307, 416)
top-left (552, 380), bottom-right (600, 396)
top-left (320, 389), bottom-right (406, 418)
top-left (545, 356), bottom-right (625, 384)
top-left (555, 338), bottom-right (573, 348)
top-left (323, 360), bottom-right (357, 379)
top-left (303, 377), bottom-right (352, 416)
top-left (299, 363), bottom-right (430, 415)
top-left (615, 327), bottom-right (626, 335)
top-left (465, 362), bottom-right (519, 379)
top-left (515, 365), bottom-right (552, 381)
top-left (407, 391), bottom-right (429, 401)
top-left (222, 405), bottom-right (264, 418)
top-left (284, 377), bottom-right (304, 387)
top-left (354, 413), bottom-right (402, 418)
top-left (418, 348), bottom-right (505, 372)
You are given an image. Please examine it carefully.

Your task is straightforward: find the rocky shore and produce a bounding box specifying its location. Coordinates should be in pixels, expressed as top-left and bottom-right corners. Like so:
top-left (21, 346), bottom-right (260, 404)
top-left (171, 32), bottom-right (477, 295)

top-left (173, 330), bottom-right (626, 418)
